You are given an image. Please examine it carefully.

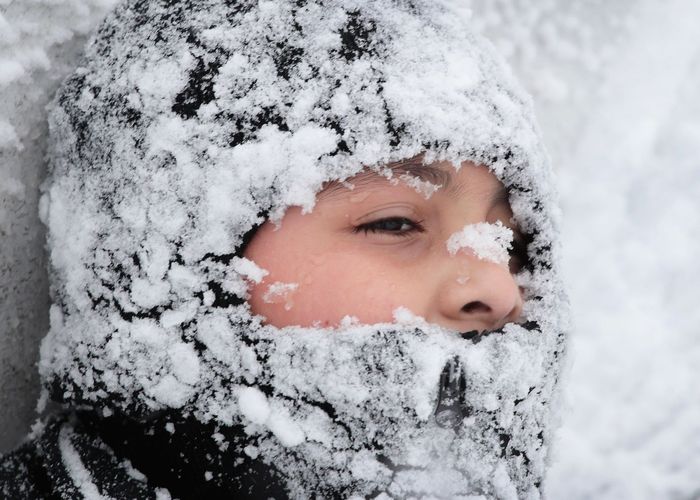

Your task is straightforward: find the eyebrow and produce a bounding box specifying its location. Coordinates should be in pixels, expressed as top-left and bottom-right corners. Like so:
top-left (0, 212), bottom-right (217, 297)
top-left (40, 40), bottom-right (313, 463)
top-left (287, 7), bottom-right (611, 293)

top-left (319, 162), bottom-right (510, 208)
top-left (319, 162), bottom-right (451, 198)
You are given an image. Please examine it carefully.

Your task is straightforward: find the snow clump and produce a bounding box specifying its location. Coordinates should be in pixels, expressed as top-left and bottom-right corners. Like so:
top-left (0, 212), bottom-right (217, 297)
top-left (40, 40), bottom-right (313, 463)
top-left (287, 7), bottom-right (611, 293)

top-left (446, 221), bottom-right (514, 264)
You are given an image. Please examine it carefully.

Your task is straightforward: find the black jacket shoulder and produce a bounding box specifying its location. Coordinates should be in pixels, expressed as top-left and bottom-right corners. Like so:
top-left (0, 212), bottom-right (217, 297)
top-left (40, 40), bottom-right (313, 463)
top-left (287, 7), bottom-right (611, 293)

top-left (0, 414), bottom-right (162, 500)
top-left (0, 438), bottom-right (54, 500)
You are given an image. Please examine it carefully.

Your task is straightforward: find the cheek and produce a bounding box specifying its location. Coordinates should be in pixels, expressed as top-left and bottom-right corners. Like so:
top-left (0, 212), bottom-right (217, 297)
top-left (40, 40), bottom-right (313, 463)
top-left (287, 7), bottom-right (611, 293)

top-left (247, 249), bottom-right (416, 327)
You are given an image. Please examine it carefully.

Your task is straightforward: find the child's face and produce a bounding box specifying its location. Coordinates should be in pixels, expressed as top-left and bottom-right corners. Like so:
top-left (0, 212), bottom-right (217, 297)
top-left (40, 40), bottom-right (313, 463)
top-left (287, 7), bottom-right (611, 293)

top-left (243, 160), bottom-right (525, 333)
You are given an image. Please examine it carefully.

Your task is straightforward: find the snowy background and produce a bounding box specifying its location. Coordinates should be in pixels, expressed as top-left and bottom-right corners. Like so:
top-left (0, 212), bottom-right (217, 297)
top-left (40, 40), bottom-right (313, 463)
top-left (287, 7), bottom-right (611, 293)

top-left (1, 1), bottom-right (698, 498)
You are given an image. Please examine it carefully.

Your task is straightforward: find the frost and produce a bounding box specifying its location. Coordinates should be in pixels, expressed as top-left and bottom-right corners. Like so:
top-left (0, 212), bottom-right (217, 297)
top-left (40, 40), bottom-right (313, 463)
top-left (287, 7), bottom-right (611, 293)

top-left (446, 221), bottom-right (514, 264)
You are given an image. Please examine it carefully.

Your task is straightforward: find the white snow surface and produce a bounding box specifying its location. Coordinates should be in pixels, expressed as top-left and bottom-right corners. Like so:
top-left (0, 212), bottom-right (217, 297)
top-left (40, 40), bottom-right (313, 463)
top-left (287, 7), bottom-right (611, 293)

top-left (0, 0), bottom-right (698, 499)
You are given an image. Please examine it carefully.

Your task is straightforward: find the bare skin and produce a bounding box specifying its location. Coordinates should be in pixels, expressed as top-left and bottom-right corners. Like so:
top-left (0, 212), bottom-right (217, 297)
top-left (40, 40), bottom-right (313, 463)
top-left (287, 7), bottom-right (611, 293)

top-left (244, 160), bottom-right (526, 333)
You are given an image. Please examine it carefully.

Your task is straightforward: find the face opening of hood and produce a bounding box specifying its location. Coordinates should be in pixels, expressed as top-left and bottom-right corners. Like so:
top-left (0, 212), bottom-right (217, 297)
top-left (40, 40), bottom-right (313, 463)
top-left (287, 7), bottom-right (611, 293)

top-left (38, 0), bottom-right (569, 498)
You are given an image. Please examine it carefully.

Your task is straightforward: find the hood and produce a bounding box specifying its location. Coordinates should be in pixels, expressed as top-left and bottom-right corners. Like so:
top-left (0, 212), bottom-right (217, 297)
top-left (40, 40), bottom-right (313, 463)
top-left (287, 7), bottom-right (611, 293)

top-left (39, 0), bottom-right (569, 497)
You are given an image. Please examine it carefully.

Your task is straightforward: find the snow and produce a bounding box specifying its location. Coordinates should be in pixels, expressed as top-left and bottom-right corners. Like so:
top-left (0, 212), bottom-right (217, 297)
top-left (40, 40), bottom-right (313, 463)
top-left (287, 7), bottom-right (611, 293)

top-left (266, 404), bottom-right (306, 448)
top-left (130, 278), bottom-right (172, 309)
top-left (446, 221), bottom-right (514, 264)
top-left (154, 488), bottom-right (172, 500)
top-left (0, 120), bottom-right (20, 150)
top-left (0, 59), bottom-right (25, 86)
top-left (0, 0), bottom-right (122, 453)
top-left (398, 173), bottom-right (443, 199)
top-left (13, 0), bottom-right (564, 495)
top-left (168, 343), bottom-right (200, 386)
top-left (122, 458), bottom-right (147, 481)
top-left (58, 425), bottom-right (110, 500)
top-left (0, 0), bottom-right (697, 499)
top-left (262, 282), bottom-right (299, 311)
top-left (467, 1), bottom-right (700, 498)
top-left (232, 257), bottom-right (269, 284)
top-left (238, 387), bottom-right (271, 426)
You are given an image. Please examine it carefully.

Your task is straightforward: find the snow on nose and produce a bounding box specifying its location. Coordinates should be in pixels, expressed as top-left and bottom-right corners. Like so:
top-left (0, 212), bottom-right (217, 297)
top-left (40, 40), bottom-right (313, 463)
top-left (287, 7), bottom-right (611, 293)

top-left (445, 221), bottom-right (513, 265)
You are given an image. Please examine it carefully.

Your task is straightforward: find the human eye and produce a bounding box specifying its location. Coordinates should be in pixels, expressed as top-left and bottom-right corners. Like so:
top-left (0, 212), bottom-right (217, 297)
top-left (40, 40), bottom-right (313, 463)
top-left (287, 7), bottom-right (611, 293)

top-left (353, 217), bottom-right (425, 237)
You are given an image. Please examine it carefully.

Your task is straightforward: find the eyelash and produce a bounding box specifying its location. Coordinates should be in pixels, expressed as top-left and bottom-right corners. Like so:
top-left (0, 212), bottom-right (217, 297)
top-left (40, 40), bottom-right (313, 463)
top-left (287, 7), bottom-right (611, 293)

top-left (353, 217), bottom-right (426, 237)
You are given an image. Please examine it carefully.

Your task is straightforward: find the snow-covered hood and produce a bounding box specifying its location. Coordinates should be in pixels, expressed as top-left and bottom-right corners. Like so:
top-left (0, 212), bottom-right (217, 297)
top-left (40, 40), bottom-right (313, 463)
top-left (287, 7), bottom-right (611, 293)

top-left (39, 0), bottom-right (568, 497)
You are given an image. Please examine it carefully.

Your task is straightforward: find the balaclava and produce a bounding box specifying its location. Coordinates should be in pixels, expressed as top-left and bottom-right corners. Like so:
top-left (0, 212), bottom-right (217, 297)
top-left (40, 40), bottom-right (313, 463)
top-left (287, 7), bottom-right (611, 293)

top-left (40, 0), bottom-right (568, 498)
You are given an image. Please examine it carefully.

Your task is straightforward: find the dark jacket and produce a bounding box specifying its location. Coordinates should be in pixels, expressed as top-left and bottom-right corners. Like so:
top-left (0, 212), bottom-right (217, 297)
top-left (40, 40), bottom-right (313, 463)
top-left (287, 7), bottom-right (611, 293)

top-left (0, 411), bottom-right (287, 499)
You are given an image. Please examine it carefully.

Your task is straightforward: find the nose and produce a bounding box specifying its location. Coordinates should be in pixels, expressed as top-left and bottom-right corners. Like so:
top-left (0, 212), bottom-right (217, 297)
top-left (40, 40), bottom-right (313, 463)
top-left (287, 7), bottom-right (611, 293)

top-left (427, 251), bottom-right (523, 333)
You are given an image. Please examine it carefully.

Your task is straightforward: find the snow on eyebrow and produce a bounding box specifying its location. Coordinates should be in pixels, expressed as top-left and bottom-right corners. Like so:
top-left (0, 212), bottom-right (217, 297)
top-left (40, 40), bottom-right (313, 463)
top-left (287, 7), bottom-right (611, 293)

top-left (318, 162), bottom-right (451, 201)
top-left (398, 173), bottom-right (442, 198)
top-left (446, 221), bottom-right (514, 264)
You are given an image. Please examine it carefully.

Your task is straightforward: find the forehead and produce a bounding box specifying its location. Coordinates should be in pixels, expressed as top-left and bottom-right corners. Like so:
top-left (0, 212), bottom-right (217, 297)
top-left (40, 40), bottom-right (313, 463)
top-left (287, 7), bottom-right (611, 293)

top-left (319, 159), bottom-right (509, 206)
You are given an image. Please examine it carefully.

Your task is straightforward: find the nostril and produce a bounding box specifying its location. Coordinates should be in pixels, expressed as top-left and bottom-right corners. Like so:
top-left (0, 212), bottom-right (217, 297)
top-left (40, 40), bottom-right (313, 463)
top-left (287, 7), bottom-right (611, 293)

top-left (461, 301), bottom-right (491, 314)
